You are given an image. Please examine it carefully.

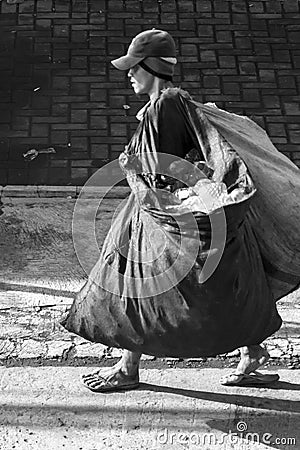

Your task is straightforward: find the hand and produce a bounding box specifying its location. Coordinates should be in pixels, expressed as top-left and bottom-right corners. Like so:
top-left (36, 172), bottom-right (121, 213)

top-left (119, 152), bottom-right (142, 173)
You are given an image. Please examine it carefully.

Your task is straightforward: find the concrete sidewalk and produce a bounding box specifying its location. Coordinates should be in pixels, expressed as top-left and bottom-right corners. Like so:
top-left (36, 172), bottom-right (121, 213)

top-left (0, 367), bottom-right (299, 450)
top-left (0, 185), bottom-right (131, 199)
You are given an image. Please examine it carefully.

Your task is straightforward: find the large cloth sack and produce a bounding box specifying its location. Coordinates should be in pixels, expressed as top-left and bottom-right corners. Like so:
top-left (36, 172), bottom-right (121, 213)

top-left (61, 89), bottom-right (283, 357)
top-left (199, 101), bottom-right (300, 300)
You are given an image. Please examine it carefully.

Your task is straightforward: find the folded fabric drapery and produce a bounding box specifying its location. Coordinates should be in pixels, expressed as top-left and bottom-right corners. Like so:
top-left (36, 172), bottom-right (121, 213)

top-left (61, 88), bottom-right (297, 358)
top-left (200, 98), bottom-right (300, 300)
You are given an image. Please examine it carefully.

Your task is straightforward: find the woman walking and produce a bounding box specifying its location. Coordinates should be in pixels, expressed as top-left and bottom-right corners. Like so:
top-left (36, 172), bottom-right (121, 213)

top-left (62, 29), bottom-right (299, 392)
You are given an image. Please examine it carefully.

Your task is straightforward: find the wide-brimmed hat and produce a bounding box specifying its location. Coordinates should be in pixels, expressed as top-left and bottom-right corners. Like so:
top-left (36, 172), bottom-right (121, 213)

top-left (111, 29), bottom-right (177, 71)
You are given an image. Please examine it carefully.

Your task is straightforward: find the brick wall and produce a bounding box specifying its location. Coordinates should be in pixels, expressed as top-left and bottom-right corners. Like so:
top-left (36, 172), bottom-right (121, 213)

top-left (0, 0), bottom-right (299, 185)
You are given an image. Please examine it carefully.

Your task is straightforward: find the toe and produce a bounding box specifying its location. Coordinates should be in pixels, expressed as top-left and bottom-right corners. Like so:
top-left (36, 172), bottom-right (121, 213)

top-left (81, 373), bottom-right (96, 381)
top-left (220, 373), bottom-right (243, 385)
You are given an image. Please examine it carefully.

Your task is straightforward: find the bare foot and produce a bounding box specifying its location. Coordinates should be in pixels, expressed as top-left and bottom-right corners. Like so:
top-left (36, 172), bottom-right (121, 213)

top-left (236, 345), bottom-right (270, 375)
top-left (82, 360), bottom-right (123, 380)
top-left (82, 363), bottom-right (139, 392)
top-left (82, 350), bottom-right (141, 392)
top-left (220, 345), bottom-right (272, 386)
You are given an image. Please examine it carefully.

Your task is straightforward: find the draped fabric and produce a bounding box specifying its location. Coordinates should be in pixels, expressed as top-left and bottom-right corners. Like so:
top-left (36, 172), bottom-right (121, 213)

top-left (61, 88), bottom-right (288, 357)
top-left (200, 99), bottom-right (300, 299)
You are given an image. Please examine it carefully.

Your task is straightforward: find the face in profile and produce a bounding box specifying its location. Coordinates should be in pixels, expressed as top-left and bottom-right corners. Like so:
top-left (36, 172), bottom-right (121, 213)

top-left (128, 65), bottom-right (155, 95)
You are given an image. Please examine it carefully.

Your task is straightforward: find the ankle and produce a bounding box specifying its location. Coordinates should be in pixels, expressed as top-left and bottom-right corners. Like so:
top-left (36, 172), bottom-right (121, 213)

top-left (240, 345), bottom-right (262, 359)
top-left (122, 364), bottom-right (139, 376)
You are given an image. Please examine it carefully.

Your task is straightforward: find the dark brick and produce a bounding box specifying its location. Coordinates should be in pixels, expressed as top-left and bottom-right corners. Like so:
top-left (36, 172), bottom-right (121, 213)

top-left (72, 160), bottom-right (94, 168)
top-left (47, 167), bottom-right (70, 184)
top-left (72, 1), bottom-right (88, 13)
top-left (254, 43), bottom-right (272, 55)
top-left (110, 124), bottom-right (127, 137)
top-left (214, 0), bottom-right (229, 12)
top-left (259, 69), bottom-right (276, 81)
top-left (179, 19), bottom-right (196, 31)
top-left (89, 0), bottom-right (106, 12)
top-left (52, 123), bottom-right (87, 130)
top-left (90, 90), bottom-right (107, 102)
top-left (216, 31), bottom-right (232, 43)
top-left (71, 110), bottom-right (88, 123)
top-left (243, 89), bottom-right (260, 101)
top-left (250, 19), bottom-right (268, 31)
top-left (107, 19), bottom-right (123, 30)
top-left (71, 30), bottom-right (87, 42)
top-left (264, 96), bottom-right (281, 108)
top-left (265, 1), bottom-right (282, 13)
top-left (203, 76), bottom-right (220, 88)
top-left (178, 1), bottom-right (194, 12)
top-left (284, 103), bottom-right (300, 115)
top-left (91, 144), bottom-right (109, 159)
top-left (288, 31), bottom-right (300, 43)
top-left (52, 77), bottom-right (70, 90)
top-left (71, 56), bottom-right (87, 68)
top-left (18, 14), bottom-right (34, 26)
top-left (293, 56), bottom-right (300, 69)
top-left (52, 104), bottom-right (69, 117)
top-left (235, 37), bottom-right (252, 49)
top-left (109, 96), bottom-right (126, 108)
top-left (183, 69), bottom-right (201, 82)
top-left (57, 2), bottom-right (70, 12)
top-left (53, 25), bottom-right (69, 37)
top-left (161, 0), bottom-right (177, 12)
top-left (51, 131), bottom-right (69, 143)
top-left (223, 83), bottom-right (240, 95)
top-left (71, 167), bottom-right (88, 183)
top-left (273, 50), bottom-right (291, 63)
top-left (12, 116), bottom-right (30, 130)
top-left (232, 14), bottom-right (249, 25)
top-left (219, 56), bottom-right (236, 68)
top-left (181, 44), bottom-right (198, 56)
top-left (90, 116), bottom-right (108, 129)
top-left (70, 137), bottom-right (89, 150)
top-left (200, 50), bottom-right (216, 62)
top-left (110, 144), bottom-right (124, 156)
top-left (288, 130), bottom-right (300, 143)
top-left (161, 13), bottom-right (177, 24)
top-left (89, 12), bottom-right (105, 24)
top-left (31, 124), bottom-right (49, 137)
top-left (239, 62), bottom-right (257, 74)
top-left (51, 160), bottom-right (69, 169)
top-left (31, 96), bottom-right (51, 109)
top-left (70, 83), bottom-right (89, 96)
top-left (18, 1), bottom-right (35, 13)
top-left (1, 3), bottom-right (17, 13)
top-left (71, 151), bottom-right (89, 159)
top-left (197, 25), bottom-right (214, 37)
top-left (232, 1), bottom-right (247, 13)
top-left (53, 95), bottom-right (87, 103)
top-left (268, 123), bottom-right (287, 136)
top-left (283, 0), bottom-right (299, 13)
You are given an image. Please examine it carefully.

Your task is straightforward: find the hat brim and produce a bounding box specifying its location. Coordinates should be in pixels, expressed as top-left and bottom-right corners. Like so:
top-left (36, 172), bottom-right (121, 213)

top-left (111, 55), bottom-right (144, 71)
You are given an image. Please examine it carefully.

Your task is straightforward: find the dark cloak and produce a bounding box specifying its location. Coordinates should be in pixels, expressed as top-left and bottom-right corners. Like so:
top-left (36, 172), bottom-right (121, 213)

top-left (61, 88), bottom-right (291, 358)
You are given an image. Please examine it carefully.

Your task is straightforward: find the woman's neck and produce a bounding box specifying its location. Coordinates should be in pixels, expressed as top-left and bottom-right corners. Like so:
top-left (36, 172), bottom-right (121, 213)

top-left (149, 78), bottom-right (173, 102)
